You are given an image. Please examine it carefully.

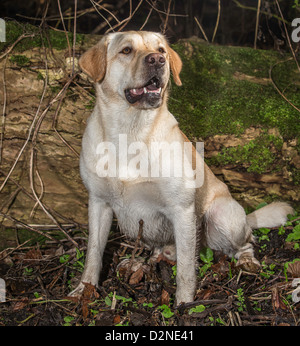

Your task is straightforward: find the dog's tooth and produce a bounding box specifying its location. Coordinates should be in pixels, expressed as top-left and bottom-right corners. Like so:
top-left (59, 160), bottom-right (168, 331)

top-left (132, 88), bottom-right (136, 94)
top-left (143, 87), bottom-right (147, 93)
top-left (158, 87), bottom-right (161, 93)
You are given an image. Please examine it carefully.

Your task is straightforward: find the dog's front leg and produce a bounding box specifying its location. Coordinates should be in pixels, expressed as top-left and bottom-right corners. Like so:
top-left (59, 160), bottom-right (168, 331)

top-left (172, 205), bottom-right (197, 305)
top-left (69, 196), bottom-right (113, 296)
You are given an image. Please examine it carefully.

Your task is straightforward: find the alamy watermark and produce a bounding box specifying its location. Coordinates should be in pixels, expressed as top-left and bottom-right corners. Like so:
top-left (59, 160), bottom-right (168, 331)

top-left (0, 19), bottom-right (6, 43)
top-left (292, 18), bottom-right (300, 43)
top-left (0, 278), bottom-right (5, 302)
top-left (95, 135), bottom-right (205, 189)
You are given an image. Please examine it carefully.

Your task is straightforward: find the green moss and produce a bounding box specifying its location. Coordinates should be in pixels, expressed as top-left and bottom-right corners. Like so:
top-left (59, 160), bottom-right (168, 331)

top-left (0, 20), bottom-right (84, 53)
top-left (207, 134), bottom-right (283, 174)
top-left (9, 54), bottom-right (30, 66)
top-left (169, 41), bottom-right (300, 140)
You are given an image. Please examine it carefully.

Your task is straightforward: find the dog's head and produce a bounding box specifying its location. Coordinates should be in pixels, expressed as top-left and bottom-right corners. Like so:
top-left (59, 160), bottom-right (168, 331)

top-left (79, 31), bottom-right (182, 109)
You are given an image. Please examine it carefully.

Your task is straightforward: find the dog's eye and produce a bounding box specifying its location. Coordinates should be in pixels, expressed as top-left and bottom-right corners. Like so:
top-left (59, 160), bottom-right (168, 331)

top-left (158, 47), bottom-right (165, 53)
top-left (121, 47), bottom-right (132, 55)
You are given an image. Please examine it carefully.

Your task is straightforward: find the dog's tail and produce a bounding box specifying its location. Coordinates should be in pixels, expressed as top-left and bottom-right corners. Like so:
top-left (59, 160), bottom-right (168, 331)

top-left (246, 202), bottom-right (294, 230)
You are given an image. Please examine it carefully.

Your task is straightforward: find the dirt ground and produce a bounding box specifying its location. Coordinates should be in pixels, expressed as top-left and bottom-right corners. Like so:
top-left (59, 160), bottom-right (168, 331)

top-left (0, 215), bottom-right (299, 327)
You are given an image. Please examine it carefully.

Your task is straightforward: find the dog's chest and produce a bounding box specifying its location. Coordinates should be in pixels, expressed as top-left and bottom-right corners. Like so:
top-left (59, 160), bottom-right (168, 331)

top-left (107, 179), bottom-right (174, 247)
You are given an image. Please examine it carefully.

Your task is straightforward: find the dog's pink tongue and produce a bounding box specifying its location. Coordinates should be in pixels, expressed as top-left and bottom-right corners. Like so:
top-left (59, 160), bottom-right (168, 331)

top-left (146, 83), bottom-right (158, 91)
top-left (130, 88), bottom-right (144, 95)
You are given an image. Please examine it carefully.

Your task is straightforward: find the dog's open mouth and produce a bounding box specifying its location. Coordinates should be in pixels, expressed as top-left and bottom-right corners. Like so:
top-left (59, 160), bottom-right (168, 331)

top-left (125, 77), bottom-right (163, 104)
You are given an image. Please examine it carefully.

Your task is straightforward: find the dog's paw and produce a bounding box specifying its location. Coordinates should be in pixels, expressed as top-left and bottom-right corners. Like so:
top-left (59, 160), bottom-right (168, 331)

top-left (236, 254), bottom-right (261, 273)
top-left (68, 282), bottom-right (85, 298)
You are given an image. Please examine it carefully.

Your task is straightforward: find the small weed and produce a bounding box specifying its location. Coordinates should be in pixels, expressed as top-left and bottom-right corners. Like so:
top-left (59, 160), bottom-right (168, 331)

top-left (63, 316), bottom-right (75, 326)
top-left (171, 265), bottom-right (177, 280)
top-left (143, 302), bottom-right (154, 309)
top-left (157, 304), bottom-right (174, 319)
top-left (105, 292), bottom-right (137, 308)
top-left (260, 261), bottom-right (276, 279)
top-left (23, 267), bottom-right (33, 276)
top-left (208, 316), bottom-right (226, 325)
top-left (236, 288), bottom-right (246, 312)
top-left (188, 304), bottom-right (206, 315)
top-left (59, 254), bottom-right (70, 264)
top-left (198, 247), bottom-right (214, 278)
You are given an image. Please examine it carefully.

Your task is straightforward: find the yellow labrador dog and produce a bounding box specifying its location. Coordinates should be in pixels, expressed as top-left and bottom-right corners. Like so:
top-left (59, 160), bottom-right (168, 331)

top-left (70, 31), bottom-right (293, 304)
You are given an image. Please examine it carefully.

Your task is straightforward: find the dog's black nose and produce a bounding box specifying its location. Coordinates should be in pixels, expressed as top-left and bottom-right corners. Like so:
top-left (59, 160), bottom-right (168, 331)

top-left (145, 53), bottom-right (165, 68)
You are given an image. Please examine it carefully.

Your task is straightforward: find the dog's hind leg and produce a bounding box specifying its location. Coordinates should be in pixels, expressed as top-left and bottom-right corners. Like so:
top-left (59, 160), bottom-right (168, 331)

top-left (204, 196), bottom-right (260, 272)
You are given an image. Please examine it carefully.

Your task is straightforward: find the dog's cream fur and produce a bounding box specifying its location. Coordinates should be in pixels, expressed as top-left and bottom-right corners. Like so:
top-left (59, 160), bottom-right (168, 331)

top-left (69, 31), bottom-right (294, 304)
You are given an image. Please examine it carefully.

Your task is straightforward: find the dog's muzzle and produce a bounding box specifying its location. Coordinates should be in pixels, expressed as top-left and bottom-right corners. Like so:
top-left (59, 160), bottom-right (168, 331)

top-left (124, 53), bottom-right (167, 107)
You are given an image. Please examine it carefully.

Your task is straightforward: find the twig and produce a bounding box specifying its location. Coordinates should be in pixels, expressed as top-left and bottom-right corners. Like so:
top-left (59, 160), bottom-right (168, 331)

top-left (188, 296), bottom-right (233, 319)
top-left (275, 0), bottom-right (300, 74)
top-left (0, 211), bottom-right (59, 242)
top-left (269, 58), bottom-right (300, 113)
top-left (124, 220), bottom-right (144, 282)
top-left (0, 55), bottom-right (7, 165)
top-left (194, 16), bottom-right (209, 42)
top-left (107, 0), bottom-right (144, 33)
top-left (30, 168), bottom-right (44, 218)
top-left (0, 33), bottom-right (35, 61)
top-left (57, 0), bottom-right (72, 58)
top-left (212, 0), bottom-right (221, 43)
top-left (0, 168), bottom-right (84, 230)
top-left (254, 0), bottom-right (261, 49)
top-left (232, 0), bottom-right (288, 24)
top-left (162, 0), bottom-right (172, 35)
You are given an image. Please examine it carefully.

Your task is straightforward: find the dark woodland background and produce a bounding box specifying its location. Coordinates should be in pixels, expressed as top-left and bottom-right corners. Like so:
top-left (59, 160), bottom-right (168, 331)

top-left (0, 0), bottom-right (299, 49)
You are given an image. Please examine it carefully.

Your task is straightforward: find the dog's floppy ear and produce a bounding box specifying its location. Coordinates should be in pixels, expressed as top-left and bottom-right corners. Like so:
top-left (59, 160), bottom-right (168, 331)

top-left (79, 37), bottom-right (107, 82)
top-left (168, 46), bottom-right (182, 86)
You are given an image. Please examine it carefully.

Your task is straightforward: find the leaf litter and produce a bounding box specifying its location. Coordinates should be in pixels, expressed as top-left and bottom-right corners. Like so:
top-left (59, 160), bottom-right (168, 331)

top-left (0, 216), bottom-right (299, 326)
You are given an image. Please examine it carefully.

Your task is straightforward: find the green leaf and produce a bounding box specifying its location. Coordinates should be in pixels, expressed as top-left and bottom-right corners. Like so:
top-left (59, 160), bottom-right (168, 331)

top-left (158, 305), bottom-right (174, 318)
top-left (258, 227), bottom-right (271, 235)
top-left (286, 224), bottom-right (300, 242)
top-left (256, 202), bottom-right (268, 210)
top-left (199, 247), bottom-right (214, 264)
top-left (188, 304), bottom-right (206, 315)
top-left (104, 296), bottom-right (112, 306)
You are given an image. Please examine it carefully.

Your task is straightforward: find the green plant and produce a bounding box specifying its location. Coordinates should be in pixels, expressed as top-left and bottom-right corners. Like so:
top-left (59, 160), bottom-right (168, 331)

top-left (286, 224), bottom-right (300, 242)
top-left (198, 247), bottom-right (214, 278)
top-left (157, 304), bottom-right (174, 319)
top-left (260, 261), bottom-right (276, 279)
top-left (143, 302), bottom-right (154, 309)
top-left (208, 316), bottom-right (226, 325)
top-left (171, 265), bottom-right (177, 280)
top-left (59, 254), bottom-right (70, 264)
top-left (105, 292), bottom-right (137, 308)
top-left (188, 304), bottom-right (206, 315)
top-left (63, 316), bottom-right (75, 326)
top-left (236, 288), bottom-right (246, 312)
top-left (23, 267), bottom-right (33, 275)
top-left (72, 248), bottom-right (85, 271)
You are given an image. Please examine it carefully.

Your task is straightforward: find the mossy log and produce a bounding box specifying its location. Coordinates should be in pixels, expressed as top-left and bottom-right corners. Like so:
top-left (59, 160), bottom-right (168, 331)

top-left (0, 22), bottom-right (299, 246)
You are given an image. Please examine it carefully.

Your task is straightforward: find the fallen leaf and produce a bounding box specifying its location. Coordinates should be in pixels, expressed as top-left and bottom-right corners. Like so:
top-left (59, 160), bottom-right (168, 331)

top-left (160, 288), bottom-right (170, 306)
top-left (287, 260), bottom-right (300, 278)
top-left (211, 255), bottom-right (230, 275)
top-left (156, 253), bottom-right (176, 266)
top-left (25, 248), bottom-right (42, 260)
top-left (12, 298), bottom-right (29, 311)
top-left (271, 286), bottom-right (287, 313)
top-left (116, 258), bottom-right (145, 277)
top-left (197, 288), bottom-right (213, 300)
top-left (113, 315), bottom-right (121, 324)
top-left (129, 266), bottom-right (144, 285)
